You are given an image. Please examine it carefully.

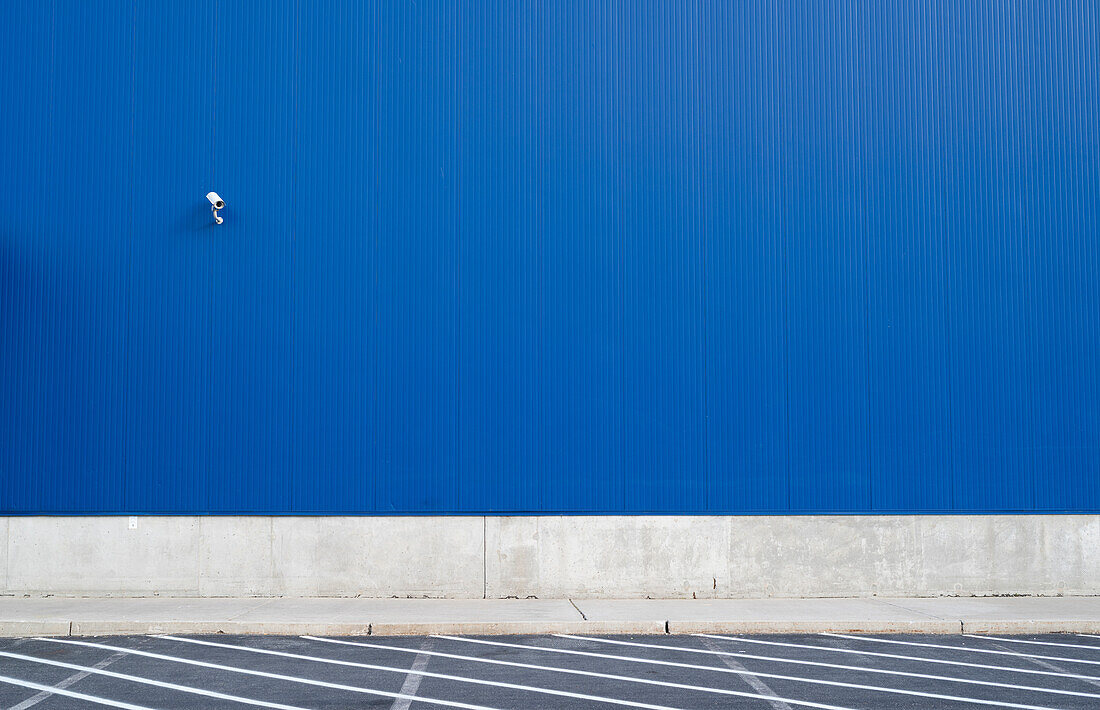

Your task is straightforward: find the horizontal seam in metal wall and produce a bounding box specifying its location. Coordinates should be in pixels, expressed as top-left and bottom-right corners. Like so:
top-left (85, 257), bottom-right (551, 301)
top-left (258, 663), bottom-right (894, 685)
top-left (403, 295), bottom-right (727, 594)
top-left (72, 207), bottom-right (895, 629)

top-left (2, 510), bottom-right (1098, 517)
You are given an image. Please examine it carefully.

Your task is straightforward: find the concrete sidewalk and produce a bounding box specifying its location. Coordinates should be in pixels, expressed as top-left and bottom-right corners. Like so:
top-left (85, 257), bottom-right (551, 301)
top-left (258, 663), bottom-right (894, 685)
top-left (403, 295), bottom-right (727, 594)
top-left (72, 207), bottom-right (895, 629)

top-left (2, 596), bottom-right (1100, 637)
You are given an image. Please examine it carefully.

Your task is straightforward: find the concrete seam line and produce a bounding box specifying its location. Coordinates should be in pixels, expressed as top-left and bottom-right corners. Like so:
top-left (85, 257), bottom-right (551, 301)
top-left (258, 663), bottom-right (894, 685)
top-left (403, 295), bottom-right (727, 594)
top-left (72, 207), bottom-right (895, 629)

top-left (560, 634), bottom-right (1100, 701)
top-left (436, 635), bottom-right (1063, 710)
top-left (268, 518), bottom-right (275, 583)
top-left (0, 675), bottom-right (153, 710)
top-left (699, 638), bottom-right (793, 710)
top-left (694, 634), bottom-right (1100, 683)
top-left (873, 598), bottom-right (947, 621)
top-left (302, 636), bottom-right (858, 710)
top-left (9, 651), bottom-right (126, 710)
top-left (0, 650), bottom-right (308, 710)
top-left (824, 633), bottom-right (1100, 667)
top-left (228, 597), bottom-right (278, 621)
top-left (196, 517), bottom-right (203, 594)
top-left (2, 522), bottom-right (8, 593)
top-left (157, 634), bottom-right (748, 710)
top-left (32, 638), bottom-right (501, 710)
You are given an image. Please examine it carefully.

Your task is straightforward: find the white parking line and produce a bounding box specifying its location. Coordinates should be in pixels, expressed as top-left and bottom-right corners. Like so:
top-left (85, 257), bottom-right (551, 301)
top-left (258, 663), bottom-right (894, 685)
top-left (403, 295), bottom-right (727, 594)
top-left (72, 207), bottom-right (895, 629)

top-left (155, 634), bottom-right (686, 710)
top-left (1080, 635), bottom-right (1100, 640)
top-left (0, 650), bottom-right (309, 710)
top-left (698, 638), bottom-right (793, 710)
top-left (0, 674), bottom-right (153, 710)
top-left (33, 637), bottom-right (501, 710)
top-left (553, 634), bottom-right (1100, 701)
top-left (303, 636), bottom-right (858, 710)
top-left (982, 641), bottom-right (1100, 693)
top-left (9, 651), bottom-right (126, 710)
top-left (438, 635), bottom-right (1062, 710)
top-left (824, 633), bottom-right (1100, 667)
top-left (965, 635), bottom-right (1100, 652)
top-left (695, 634), bottom-right (1100, 683)
top-left (389, 640), bottom-right (433, 710)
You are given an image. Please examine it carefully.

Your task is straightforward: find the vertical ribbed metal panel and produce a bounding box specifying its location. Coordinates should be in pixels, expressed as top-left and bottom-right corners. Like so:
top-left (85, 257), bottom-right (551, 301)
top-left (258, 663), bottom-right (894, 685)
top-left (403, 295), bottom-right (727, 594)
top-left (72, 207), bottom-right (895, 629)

top-left (862, 3), bottom-right (953, 511)
top-left (702, 2), bottom-right (789, 512)
top-left (125, 1), bottom-right (216, 511)
top-left (1, 1), bottom-right (1098, 514)
top-left (2, 2), bottom-right (135, 512)
top-left (290, 2), bottom-right (383, 512)
top-left (206, 1), bottom-right (298, 511)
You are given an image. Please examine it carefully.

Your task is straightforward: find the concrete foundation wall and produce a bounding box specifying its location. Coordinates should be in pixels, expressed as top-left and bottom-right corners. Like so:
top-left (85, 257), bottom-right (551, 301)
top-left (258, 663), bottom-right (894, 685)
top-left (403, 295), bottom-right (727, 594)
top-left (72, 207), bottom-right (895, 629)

top-left (2, 515), bottom-right (1097, 598)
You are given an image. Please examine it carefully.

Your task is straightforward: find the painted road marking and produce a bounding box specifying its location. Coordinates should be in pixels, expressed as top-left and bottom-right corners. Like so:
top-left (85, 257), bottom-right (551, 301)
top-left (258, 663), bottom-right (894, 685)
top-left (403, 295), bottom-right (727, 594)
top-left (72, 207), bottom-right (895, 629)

top-left (554, 634), bottom-right (1100, 701)
top-left (0, 674), bottom-right (153, 710)
top-left (825, 633), bottom-right (1100, 667)
top-left (389, 639), bottom-right (433, 710)
top-left (33, 637), bottom-right (502, 710)
top-left (9, 651), bottom-right (126, 710)
top-left (438, 635), bottom-right (1062, 710)
top-left (981, 640), bottom-right (1100, 693)
top-left (965, 635), bottom-right (1100, 652)
top-left (155, 634), bottom-right (690, 710)
top-left (0, 650), bottom-right (309, 710)
top-left (698, 637), bottom-right (793, 710)
top-left (304, 636), bottom-right (858, 710)
top-left (695, 634), bottom-right (1100, 683)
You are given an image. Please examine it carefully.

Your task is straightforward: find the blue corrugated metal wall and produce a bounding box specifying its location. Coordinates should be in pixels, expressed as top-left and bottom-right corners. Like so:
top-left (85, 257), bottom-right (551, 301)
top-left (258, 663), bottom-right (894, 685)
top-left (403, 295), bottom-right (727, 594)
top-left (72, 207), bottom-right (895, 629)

top-left (2, 1), bottom-right (1098, 514)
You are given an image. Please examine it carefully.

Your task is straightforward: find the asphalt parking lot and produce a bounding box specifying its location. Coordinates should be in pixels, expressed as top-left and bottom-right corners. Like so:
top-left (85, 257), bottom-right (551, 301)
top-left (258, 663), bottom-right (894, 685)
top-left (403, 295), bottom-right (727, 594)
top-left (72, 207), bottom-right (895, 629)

top-left (2, 632), bottom-right (1100, 709)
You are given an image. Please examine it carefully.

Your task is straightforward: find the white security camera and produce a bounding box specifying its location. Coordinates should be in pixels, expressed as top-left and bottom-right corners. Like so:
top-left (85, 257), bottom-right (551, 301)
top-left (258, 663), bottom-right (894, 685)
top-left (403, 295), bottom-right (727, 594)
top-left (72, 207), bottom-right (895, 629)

top-left (206, 191), bottom-right (225, 224)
